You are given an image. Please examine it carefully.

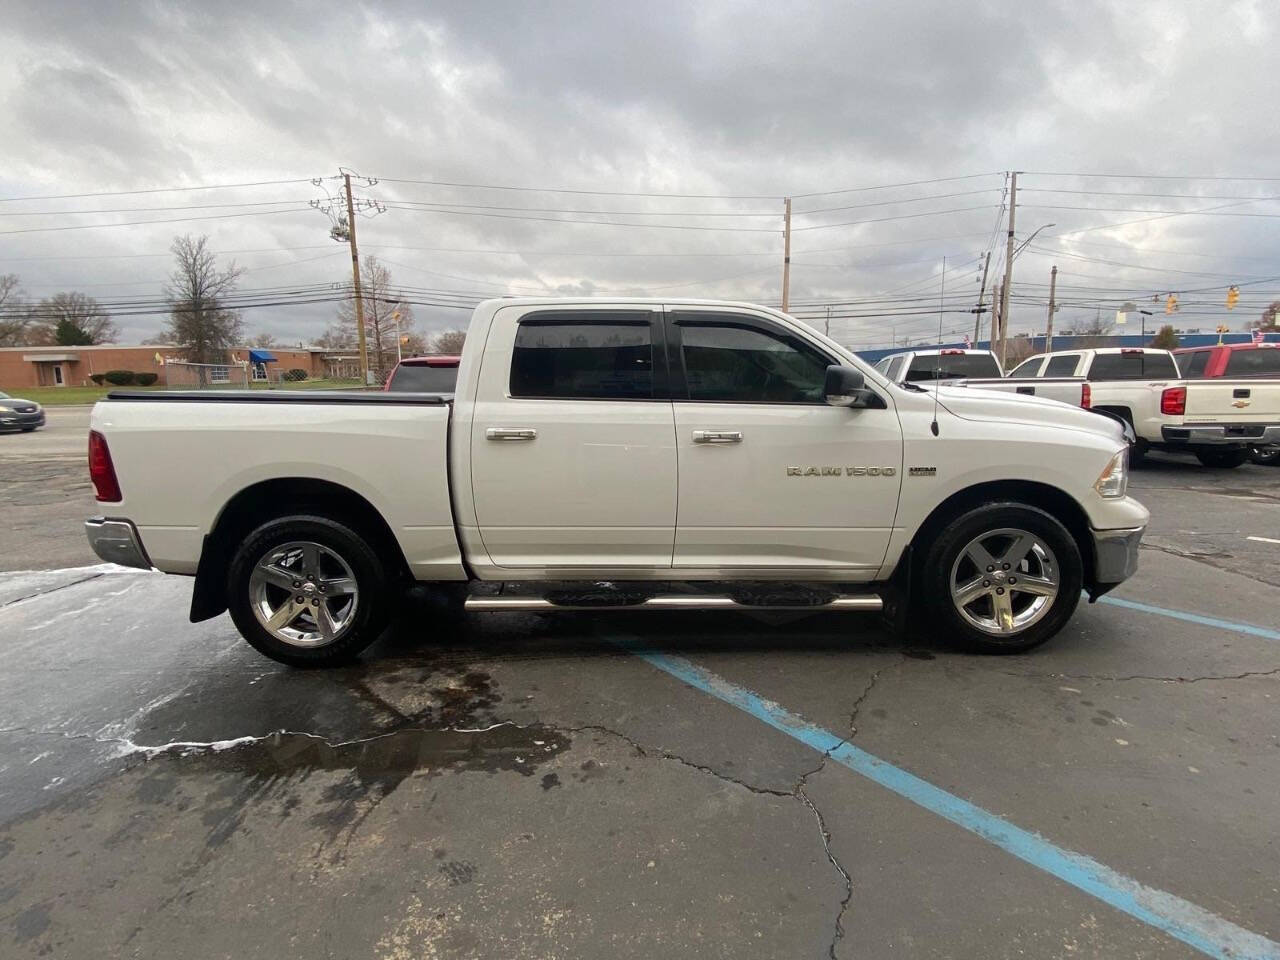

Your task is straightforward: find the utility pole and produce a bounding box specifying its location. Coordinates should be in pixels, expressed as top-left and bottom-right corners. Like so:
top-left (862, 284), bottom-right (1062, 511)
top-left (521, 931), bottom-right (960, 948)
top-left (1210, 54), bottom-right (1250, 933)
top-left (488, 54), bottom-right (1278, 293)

top-left (998, 171), bottom-right (1018, 368)
top-left (781, 197), bottom-right (792, 313)
top-left (824, 305), bottom-right (830, 337)
top-left (343, 172), bottom-right (369, 385)
top-left (973, 251), bottom-right (991, 345)
top-left (991, 280), bottom-right (1003, 352)
top-left (1045, 265), bottom-right (1058, 352)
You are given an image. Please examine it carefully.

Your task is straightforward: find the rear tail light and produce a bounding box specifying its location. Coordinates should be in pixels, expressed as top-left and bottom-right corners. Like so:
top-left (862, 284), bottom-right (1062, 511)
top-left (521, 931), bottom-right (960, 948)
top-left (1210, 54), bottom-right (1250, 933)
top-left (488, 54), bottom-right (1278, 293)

top-left (1161, 386), bottom-right (1186, 416)
top-left (88, 430), bottom-right (122, 502)
top-left (1081, 383), bottom-right (1091, 409)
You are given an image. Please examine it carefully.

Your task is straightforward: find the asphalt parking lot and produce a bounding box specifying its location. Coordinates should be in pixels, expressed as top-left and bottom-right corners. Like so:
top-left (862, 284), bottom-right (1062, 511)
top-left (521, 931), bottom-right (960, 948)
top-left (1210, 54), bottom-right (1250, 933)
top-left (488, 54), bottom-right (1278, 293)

top-left (1, 409), bottom-right (1277, 959)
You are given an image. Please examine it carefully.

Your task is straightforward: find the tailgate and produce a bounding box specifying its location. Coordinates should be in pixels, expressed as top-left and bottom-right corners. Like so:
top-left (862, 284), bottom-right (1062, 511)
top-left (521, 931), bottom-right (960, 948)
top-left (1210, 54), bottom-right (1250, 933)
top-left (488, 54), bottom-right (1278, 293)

top-left (1184, 380), bottom-right (1280, 424)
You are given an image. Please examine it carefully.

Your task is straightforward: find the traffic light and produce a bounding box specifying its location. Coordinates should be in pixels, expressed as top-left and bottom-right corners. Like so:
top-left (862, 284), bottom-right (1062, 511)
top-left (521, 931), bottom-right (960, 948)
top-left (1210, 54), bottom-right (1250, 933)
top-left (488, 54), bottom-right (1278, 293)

top-left (1216, 323), bottom-right (1229, 344)
top-left (1165, 294), bottom-right (1179, 314)
top-left (1226, 286), bottom-right (1240, 310)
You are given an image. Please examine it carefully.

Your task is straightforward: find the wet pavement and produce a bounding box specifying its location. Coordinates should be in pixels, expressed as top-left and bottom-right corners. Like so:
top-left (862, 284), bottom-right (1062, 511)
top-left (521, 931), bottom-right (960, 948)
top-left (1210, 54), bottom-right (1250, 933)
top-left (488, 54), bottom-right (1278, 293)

top-left (0, 454), bottom-right (1277, 958)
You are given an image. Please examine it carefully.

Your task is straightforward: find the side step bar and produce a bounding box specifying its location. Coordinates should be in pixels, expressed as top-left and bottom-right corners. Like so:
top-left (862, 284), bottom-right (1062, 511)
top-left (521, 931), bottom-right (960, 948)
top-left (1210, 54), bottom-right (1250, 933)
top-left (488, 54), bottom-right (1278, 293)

top-left (464, 595), bottom-right (882, 613)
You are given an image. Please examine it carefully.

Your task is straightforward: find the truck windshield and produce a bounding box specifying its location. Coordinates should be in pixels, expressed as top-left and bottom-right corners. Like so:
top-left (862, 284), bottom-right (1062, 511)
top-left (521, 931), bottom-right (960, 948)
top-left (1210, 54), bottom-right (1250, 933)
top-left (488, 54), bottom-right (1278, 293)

top-left (1225, 348), bottom-right (1280, 376)
top-left (904, 354), bottom-right (1001, 381)
top-left (387, 363), bottom-right (459, 392)
top-left (1087, 353), bottom-right (1178, 380)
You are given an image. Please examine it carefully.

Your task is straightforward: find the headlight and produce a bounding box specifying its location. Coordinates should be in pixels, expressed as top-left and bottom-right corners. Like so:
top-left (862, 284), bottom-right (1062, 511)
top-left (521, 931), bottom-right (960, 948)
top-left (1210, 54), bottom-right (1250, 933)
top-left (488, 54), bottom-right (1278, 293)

top-left (1094, 447), bottom-right (1128, 499)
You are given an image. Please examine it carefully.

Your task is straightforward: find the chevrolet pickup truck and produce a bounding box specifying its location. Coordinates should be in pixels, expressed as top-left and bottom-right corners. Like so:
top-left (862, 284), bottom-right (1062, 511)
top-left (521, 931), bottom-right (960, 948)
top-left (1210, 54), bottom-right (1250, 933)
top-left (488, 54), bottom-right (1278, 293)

top-left (1007, 347), bottom-right (1280, 467)
top-left (85, 298), bottom-right (1147, 666)
top-left (1174, 342), bottom-right (1280, 465)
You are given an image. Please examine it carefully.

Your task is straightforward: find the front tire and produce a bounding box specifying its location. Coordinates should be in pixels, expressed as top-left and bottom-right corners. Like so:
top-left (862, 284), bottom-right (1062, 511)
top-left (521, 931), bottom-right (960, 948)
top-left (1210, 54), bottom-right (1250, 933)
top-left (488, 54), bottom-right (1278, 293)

top-left (920, 502), bottom-right (1082, 654)
top-left (1195, 448), bottom-right (1249, 468)
top-left (226, 514), bottom-right (391, 667)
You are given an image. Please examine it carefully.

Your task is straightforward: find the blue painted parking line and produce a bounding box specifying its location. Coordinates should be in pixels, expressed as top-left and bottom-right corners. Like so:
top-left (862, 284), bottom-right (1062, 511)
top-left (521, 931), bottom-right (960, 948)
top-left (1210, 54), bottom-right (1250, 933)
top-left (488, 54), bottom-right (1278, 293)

top-left (1096, 595), bottom-right (1280, 641)
top-left (614, 639), bottom-right (1280, 960)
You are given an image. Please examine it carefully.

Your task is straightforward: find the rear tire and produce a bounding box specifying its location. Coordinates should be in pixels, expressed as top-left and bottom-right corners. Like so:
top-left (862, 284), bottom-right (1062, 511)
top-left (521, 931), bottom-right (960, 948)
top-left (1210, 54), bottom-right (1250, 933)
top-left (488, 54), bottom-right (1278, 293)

top-left (1195, 448), bottom-right (1249, 468)
top-left (920, 502), bottom-right (1082, 654)
top-left (226, 514), bottom-right (391, 667)
top-left (1249, 446), bottom-right (1279, 466)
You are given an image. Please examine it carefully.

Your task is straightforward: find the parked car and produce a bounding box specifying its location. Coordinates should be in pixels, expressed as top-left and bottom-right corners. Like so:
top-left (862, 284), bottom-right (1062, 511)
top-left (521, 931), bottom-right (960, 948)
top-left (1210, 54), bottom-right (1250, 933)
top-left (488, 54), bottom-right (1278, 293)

top-left (383, 355), bottom-right (462, 393)
top-left (1174, 342), bottom-right (1280, 465)
top-left (0, 391), bottom-right (45, 433)
top-left (1006, 347), bottom-right (1280, 467)
top-left (85, 298), bottom-right (1146, 666)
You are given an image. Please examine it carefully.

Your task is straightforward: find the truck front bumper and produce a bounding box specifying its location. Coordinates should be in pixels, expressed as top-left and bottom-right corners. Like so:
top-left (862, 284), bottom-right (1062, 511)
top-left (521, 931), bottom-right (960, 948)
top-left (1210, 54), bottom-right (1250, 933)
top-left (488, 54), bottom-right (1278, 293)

top-left (85, 517), bottom-right (152, 570)
top-left (1161, 423), bottom-right (1280, 446)
top-left (1087, 525), bottom-right (1144, 599)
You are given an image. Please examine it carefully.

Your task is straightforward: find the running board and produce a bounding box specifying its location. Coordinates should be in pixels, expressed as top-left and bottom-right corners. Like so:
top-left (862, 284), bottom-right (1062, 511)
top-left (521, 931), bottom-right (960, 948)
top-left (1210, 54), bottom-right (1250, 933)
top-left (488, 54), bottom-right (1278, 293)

top-left (463, 595), bottom-right (883, 613)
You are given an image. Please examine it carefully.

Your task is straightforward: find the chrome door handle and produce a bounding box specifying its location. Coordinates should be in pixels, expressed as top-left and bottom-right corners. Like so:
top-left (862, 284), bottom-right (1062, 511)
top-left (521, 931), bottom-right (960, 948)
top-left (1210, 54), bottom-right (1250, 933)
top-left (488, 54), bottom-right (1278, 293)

top-left (486, 428), bottom-right (537, 441)
top-left (692, 430), bottom-right (743, 444)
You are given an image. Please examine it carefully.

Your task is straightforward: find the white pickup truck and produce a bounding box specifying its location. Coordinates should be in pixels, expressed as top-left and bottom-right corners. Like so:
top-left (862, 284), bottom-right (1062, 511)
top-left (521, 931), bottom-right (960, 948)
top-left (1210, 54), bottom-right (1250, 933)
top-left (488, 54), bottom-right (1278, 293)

top-left (1008, 347), bottom-right (1280, 467)
top-left (872, 348), bottom-right (1091, 409)
top-left (85, 298), bottom-right (1147, 666)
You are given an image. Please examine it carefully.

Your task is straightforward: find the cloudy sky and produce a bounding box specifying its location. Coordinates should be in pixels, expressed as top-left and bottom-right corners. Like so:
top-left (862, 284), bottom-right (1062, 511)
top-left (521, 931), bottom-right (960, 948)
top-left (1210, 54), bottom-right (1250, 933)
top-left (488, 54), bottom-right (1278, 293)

top-left (2, 0), bottom-right (1278, 349)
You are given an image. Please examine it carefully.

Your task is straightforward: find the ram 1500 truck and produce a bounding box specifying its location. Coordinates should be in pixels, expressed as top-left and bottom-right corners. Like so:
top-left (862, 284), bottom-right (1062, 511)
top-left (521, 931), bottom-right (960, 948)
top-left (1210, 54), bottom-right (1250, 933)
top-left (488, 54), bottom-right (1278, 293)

top-left (1008, 347), bottom-right (1280, 467)
top-left (85, 298), bottom-right (1147, 666)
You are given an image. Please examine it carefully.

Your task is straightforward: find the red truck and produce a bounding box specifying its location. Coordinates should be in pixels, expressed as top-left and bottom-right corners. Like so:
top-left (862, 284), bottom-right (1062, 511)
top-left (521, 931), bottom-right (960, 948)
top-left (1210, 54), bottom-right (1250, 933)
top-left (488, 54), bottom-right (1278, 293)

top-left (1174, 342), bottom-right (1280, 465)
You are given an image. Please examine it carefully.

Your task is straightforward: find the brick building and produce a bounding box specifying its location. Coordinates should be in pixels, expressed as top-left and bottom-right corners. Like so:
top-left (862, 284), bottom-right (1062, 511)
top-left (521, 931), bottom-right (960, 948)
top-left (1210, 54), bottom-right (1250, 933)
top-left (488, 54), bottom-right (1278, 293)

top-left (0, 344), bottom-right (331, 389)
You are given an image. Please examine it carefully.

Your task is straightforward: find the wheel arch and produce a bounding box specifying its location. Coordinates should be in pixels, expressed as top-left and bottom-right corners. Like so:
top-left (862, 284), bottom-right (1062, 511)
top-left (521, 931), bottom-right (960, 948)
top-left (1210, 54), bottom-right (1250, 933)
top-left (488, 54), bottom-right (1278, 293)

top-left (906, 479), bottom-right (1094, 587)
top-left (190, 477), bottom-right (411, 622)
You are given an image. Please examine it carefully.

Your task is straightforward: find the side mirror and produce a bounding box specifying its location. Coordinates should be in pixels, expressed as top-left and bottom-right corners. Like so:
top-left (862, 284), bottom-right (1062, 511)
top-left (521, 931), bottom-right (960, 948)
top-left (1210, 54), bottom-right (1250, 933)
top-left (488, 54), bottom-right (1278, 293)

top-left (824, 365), bottom-right (881, 408)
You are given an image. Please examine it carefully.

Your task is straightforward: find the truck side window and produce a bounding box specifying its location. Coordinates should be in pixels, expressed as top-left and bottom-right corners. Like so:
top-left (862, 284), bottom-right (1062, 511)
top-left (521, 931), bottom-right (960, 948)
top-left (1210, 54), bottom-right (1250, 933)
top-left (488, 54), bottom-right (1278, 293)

top-left (886, 356), bottom-right (906, 381)
top-left (1042, 355), bottom-right (1079, 377)
top-left (1224, 349), bottom-right (1280, 376)
top-left (1008, 357), bottom-right (1041, 378)
top-left (510, 315), bottom-right (654, 399)
top-left (677, 318), bottom-right (831, 404)
top-left (1180, 351), bottom-right (1211, 378)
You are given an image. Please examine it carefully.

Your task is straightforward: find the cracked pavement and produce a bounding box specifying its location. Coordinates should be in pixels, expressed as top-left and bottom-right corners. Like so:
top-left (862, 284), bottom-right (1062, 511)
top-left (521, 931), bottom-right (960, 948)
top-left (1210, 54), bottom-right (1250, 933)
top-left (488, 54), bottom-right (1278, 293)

top-left (0, 452), bottom-right (1277, 958)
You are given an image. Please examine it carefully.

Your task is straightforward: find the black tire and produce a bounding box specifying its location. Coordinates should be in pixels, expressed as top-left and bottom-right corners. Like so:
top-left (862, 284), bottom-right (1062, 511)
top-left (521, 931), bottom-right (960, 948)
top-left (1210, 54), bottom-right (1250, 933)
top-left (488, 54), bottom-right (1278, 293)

top-left (919, 502), bottom-right (1083, 654)
top-left (1195, 448), bottom-right (1250, 468)
top-left (1128, 439), bottom-right (1148, 467)
top-left (1248, 446), bottom-right (1279, 466)
top-left (226, 514), bottom-right (391, 667)
top-left (20, 427), bottom-right (36, 433)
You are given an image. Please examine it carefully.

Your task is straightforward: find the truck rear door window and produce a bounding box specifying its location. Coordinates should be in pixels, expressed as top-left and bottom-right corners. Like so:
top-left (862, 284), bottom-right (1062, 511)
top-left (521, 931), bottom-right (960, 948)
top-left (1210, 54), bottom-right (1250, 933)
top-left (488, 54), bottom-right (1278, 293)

top-left (1224, 348), bottom-right (1280, 376)
top-left (904, 353), bottom-right (1001, 381)
top-left (676, 317), bottom-right (830, 403)
top-left (510, 315), bottom-right (654, 399)
top-left (1178, 351), bottom-right (1211, 378)
top-left (1042, 355), bottom-right (1080, 377)
top-left (387, 363), bottom-right (459, 392)
top-left (1087, 352), bottom-right (1178, 380)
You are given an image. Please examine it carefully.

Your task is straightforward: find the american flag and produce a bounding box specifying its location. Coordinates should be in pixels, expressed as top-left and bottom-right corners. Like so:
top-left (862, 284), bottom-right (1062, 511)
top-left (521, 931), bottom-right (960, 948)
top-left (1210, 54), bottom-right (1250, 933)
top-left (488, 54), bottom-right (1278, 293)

top-left (963, 334), bottom-right (973, 349)
top-left (1253, 329), bottom-right (1266, 345)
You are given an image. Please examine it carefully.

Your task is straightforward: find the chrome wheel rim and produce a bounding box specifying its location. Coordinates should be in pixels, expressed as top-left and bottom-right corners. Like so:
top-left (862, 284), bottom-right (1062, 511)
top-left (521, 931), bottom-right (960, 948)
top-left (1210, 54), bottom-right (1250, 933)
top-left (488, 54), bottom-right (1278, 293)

top-left (949, 527), bottom-right (1059, 637)
top-left (250, 541), bottom-right (358, 648)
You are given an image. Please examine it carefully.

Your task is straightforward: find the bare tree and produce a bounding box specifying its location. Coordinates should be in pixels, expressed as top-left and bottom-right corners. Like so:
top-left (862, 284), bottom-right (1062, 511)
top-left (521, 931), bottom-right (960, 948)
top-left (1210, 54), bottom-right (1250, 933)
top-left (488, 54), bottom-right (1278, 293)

top-left (163, 235), bottom-right (244, 364)
top-left (0, 274), bottom-right (33, 347)
top-left (248, 332), bottom-right (280, 348)
top-left (333, 256), bottom-right (415, 381)
top-left (1252, 300), bottom-right (1280, 331)
top-left (431, 329), bottom-right (467, 354)
top-left (30, 292), bottom-right (119, 345)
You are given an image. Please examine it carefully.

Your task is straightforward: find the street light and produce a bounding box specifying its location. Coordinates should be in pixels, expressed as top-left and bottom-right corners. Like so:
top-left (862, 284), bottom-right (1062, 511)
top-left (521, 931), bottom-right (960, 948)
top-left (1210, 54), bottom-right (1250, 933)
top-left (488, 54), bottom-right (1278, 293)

top-left (998, 224), bottom-right (1055, 366)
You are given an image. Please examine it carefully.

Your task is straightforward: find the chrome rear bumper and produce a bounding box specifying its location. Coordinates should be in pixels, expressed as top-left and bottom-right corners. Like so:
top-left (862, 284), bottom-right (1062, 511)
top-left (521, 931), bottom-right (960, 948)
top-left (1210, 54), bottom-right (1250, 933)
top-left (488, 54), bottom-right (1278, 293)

top-left (1161, 423), bottom-right (1280, 446)
top-left (85, 517), bottom-right (152, 570)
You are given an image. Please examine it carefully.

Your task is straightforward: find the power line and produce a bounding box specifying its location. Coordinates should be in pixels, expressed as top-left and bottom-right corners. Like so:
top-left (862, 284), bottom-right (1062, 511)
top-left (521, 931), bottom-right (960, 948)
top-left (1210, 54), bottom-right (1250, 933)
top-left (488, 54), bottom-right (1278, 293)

top-left (382, 204), bottom-right (780, 232)
top-left (0, 177), bottom-right (323, 203)
top-left (0, 208), bottom-right (308, 236)
top-left (1022, 187), bottom-right (1280, 201)
top-left (378, 176), bottom-right (781, 200)
top-left (790, 204), bottom-right (1001, 232)
top-left (789, 172), bottom-right (1004, 200)
top-left (0, 200), bottom-right (310, 217)
top-left (1021, 171), bottom-right (1280, 181)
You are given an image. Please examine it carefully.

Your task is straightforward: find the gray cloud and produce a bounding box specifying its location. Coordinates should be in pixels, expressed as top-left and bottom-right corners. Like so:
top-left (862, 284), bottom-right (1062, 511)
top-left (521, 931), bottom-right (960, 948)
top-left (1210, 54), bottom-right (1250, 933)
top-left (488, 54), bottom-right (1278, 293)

top-left (1, 0), bottom-right (1277, 348)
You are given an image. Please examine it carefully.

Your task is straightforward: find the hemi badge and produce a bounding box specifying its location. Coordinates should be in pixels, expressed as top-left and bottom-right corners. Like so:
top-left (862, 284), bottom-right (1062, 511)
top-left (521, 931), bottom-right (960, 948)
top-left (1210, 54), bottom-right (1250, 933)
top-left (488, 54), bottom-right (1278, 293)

top-left (908, 466), bottom-right (937, 477)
